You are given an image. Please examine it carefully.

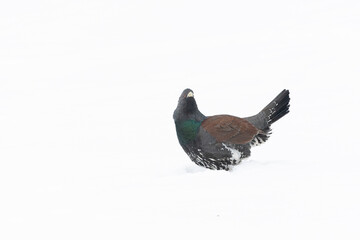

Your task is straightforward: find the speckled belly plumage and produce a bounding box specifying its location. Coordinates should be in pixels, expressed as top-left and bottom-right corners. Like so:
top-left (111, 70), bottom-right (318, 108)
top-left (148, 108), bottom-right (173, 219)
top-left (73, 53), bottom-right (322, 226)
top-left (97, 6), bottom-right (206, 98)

top-left (182, 143), bottom-right (251, 170)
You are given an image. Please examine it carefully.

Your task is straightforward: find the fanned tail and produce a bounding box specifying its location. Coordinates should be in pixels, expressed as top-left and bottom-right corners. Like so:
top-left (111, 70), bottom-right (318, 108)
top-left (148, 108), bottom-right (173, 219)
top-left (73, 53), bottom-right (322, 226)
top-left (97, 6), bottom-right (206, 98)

top-left (263, 89), bottom-right (290, 125)
top-left (245, 89), bottom-right (290, 146)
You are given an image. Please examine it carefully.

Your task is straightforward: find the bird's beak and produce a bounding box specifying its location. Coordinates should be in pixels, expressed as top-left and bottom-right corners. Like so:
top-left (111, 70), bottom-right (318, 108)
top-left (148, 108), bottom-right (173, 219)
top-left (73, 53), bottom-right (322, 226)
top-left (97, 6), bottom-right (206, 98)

top-left (187, 91), bottom-right (194, 98)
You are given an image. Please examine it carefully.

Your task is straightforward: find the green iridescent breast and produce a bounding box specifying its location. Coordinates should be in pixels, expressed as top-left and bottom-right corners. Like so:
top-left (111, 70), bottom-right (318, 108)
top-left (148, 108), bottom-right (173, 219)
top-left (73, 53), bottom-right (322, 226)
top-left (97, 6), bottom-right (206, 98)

top-left (175, 120), bottom-right (202, 145)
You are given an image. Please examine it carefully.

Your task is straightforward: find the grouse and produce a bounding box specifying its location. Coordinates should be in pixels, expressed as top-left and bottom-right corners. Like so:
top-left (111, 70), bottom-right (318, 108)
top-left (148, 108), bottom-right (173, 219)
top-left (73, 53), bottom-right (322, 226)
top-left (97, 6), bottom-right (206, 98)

top-left (173, 88), bottom-right (290, 170)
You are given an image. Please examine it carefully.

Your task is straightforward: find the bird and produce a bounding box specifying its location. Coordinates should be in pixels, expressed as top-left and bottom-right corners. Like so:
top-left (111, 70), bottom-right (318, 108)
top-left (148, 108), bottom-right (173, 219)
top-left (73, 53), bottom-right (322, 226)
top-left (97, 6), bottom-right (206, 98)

top-left (173, 88), bottom-right (290, 170)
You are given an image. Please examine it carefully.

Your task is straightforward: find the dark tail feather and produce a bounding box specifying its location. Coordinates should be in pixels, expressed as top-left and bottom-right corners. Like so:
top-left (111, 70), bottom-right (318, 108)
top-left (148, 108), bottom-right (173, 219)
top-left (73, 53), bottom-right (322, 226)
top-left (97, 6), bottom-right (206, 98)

top-left (245, 90), bottom-right (290, 131)
top-left (262, 89), bottom-right (290, 125)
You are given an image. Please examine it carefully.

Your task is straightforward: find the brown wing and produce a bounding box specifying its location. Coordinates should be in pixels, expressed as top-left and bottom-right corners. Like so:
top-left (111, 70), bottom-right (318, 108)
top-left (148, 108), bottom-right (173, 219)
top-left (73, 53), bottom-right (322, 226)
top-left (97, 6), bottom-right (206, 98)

top-left (201, 115), bottom-right (260, 144)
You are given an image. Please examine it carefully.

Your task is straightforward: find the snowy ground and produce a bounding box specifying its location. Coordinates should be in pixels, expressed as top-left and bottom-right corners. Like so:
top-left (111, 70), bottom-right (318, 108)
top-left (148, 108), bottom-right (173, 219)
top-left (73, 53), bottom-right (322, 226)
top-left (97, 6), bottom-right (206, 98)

top-left (1, 1), bottom-right (360, 239)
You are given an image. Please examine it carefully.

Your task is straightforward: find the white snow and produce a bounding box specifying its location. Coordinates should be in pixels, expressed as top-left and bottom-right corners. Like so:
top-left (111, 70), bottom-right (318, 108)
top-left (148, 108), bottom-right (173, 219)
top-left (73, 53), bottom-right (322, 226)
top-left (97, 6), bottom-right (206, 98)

top-left (1, 0), bottom-right (360, 239)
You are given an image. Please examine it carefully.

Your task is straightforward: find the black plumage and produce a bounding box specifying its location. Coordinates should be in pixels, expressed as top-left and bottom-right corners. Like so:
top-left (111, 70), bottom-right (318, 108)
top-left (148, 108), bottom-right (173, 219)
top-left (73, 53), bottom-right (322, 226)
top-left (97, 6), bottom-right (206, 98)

top-left (173, 88), bottom-right (290, 170)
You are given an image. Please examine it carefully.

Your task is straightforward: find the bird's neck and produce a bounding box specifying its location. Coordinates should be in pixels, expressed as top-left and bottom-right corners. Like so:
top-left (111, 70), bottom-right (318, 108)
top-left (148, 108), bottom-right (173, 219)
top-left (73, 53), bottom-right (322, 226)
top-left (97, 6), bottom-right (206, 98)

top-left (175, 119), bottom-right (203, 145)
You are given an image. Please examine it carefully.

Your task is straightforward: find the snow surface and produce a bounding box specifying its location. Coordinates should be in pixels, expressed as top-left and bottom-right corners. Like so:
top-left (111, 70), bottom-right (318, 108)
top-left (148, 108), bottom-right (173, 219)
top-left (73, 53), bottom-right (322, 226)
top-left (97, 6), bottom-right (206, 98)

top-left (1, 0), bottom-right (360, 239)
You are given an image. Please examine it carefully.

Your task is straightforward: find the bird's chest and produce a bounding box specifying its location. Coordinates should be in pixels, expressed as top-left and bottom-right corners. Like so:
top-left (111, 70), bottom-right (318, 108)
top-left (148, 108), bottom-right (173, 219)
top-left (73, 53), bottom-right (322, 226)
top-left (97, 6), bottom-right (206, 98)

top-left (175, 120), bottom-right (202, 145)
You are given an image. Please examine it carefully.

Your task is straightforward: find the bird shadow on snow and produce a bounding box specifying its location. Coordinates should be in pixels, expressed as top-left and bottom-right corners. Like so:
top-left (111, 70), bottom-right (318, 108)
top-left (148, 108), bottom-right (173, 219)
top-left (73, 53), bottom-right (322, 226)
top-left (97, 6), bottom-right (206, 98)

top-left (184, 164), bottom-right (207, 174)
top-left (182, 158), bottom-right (285, 174)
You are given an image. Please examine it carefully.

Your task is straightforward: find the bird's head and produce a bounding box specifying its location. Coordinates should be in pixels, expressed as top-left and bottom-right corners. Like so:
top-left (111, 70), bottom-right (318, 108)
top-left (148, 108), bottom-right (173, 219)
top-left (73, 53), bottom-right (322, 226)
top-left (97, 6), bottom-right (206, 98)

top-left (173, 88), bottom-right (205, 122)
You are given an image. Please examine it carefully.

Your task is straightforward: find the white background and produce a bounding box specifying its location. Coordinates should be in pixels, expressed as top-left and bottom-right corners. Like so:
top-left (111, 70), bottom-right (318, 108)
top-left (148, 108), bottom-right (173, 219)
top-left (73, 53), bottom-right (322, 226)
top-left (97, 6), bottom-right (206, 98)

top-left (1, 0), bottom-right (359, 239)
